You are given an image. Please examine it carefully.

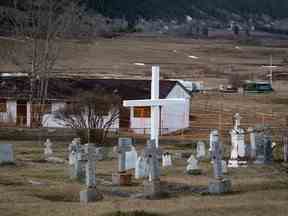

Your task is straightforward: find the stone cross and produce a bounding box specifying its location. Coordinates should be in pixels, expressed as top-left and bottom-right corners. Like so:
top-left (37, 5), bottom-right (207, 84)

top-left (83, 144), bottom-right (97, 188)
top-left (196, 141), bottom-right (206, 159)
top-left (234, 113), bottom-right (241, 129)
top-left (210, 130), bottom-right (223, 179)
top-left (143, 139), bottom-right (161, 181)
top-left (44, 139), bottom-right (53, 158)
top-left (123, 66), bottom-right (186, 148)
top-left (118, 137), bottom-right (132, 172)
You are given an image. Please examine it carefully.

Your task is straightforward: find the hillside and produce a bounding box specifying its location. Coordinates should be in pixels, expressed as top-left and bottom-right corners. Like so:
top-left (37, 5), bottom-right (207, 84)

top-left (85, 0), bottom-right (288, 23)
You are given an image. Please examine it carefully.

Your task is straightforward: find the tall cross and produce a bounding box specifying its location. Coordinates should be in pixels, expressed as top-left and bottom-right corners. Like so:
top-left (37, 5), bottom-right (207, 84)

top-left (123, 66), bottom-right (186, 148)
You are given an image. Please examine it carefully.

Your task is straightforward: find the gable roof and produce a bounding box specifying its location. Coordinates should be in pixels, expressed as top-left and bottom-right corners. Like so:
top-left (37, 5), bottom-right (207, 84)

top-left (0, 77), bottom-right (186, 101)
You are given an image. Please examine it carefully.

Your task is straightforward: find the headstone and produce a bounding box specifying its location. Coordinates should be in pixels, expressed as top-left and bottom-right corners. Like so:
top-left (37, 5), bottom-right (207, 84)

top-left (142, 139), bottom-right (163, 198)
top-left (80, 143), bottom-right (103, 203)
top-left (222, 160), bottom-right (228, 174)
top-left (69, 139), bottom-right (85, 180)
top-left (186, 154), bottom-right (201, 175)
top-left (208, 130), bottom-right (232, 194)
top-left (162, 152), bottom-right (172, 167)
top-left (0, 144), bottom-right (14, 164)
top-left (228, 113), bottom-right (247, 168)
top-left (44, 139), bottom-right (53, 158)
top-left (254, 133), bottom-right (273, 165)
top-left (135, 156), bottom-right (148, 179)
top-left (248, 127), bottom-right (257, 160)
top-left (95, 147), bottom-right (105, 161)
top-left (112, 137), bottom-right (133, 186)
top-left (125, 146), bottom-right (138, 170)
top-left (196, 141), bottom-right (206, 160)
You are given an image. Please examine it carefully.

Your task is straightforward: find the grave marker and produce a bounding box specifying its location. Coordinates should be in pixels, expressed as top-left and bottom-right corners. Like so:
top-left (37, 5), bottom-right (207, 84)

top-left (208, 130), bottom-right (232, 194)
top-left (0, 144), bottom-right (14, 164)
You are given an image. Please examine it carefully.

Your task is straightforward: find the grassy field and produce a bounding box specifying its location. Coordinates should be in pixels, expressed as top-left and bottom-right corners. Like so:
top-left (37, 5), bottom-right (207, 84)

top-left (1, 35), bottom-right (288, 215)
top-left (0, 140), bottom-right (288, 216)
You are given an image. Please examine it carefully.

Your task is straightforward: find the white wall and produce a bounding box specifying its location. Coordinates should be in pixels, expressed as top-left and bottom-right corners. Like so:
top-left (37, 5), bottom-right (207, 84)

top-left (130, 84), bottom-right (191, 134)
top-left (0, 100), bottom-right (17, 124)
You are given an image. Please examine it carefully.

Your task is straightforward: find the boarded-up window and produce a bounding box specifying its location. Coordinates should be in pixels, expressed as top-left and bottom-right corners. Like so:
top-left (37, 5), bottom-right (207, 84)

top-left (0, 99), bottom-right (7, 112)
top-left (134, 107), bottom-right (150, 118)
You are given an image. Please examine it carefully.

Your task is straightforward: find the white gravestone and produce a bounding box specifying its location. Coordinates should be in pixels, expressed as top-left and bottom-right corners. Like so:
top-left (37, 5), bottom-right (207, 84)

top-left (162, 152), bottom-right (172, 167)
top-left (123, 66), bottom-right (187, 148)
top-left (0, 144), bottom-right (14, 164)
top-left (44, 139), bottom-right (53, 158)
top-left (118, 137), bottom-right (133, 172)
top-left (196, 141), bottom-right (206, 159)
top-left (228, 113), bottom-right (247, 168)
top-left (125, 146), bottom-right (138, 170)
top-left (186, 155), bottom-right (199, 171)
top-left (135, 156), bottom-right (148, 179)
top-left (248, 127), bottom-right (257, 159)
top-left (222, 160), bottom-right (228, 174)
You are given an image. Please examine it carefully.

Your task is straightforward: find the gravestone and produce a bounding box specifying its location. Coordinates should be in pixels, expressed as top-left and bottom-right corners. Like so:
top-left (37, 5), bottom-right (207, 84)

top-left (186, 154), bottom-right (201, 175)
top-left (80, 143), bottom-right (103, 203)
top-left (44, 139), bottom-right (53, 158)
top-left (228, 113), bottom-right (247, 168)
top-left (196, 141), bottom-right (206, 160)
top-left (283, 135), bottom-right (288, 162)
top-left (112, 137), bottom-right (133, 186)
top-left (135, 156), bottom-right (148, 179)
top-left (222, 160), bottom-right (228, 174)
top-left (142, 139), bottom-right (163, 198)
top-left (125, 146), bottom-right (138, 170)
top-left (248, 127), bottom-right (257, 160)
top-left (254, 133), bottom-right (273, 165)
top-left (162, 152), bottom-right (172, 167)
top-left (0, 144), bottom-right (14, 164)
top-left (69, 139), bottom-right (85, 180)
top-left (208, 130), bottom-right (232, 194)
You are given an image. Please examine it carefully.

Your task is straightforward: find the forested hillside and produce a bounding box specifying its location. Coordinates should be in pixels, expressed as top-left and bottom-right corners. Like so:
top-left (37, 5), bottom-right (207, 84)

top-left (84, 0), bottom-right (288, 22)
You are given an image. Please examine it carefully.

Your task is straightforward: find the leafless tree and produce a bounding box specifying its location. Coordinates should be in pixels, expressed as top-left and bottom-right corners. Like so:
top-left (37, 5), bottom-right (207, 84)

top-left (0, 0), bottom-right (84, 126)
top-left (54, 89), bottom-right (122, 144)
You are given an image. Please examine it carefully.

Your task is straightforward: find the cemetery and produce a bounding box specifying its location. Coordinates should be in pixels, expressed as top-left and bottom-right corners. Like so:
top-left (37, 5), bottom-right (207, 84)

top-left (0, 65), bottom-right (288, 216)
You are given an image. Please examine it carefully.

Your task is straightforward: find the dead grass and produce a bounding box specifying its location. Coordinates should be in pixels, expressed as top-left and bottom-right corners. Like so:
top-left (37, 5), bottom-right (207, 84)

top-left (0, 140), bottom-right (288, 216)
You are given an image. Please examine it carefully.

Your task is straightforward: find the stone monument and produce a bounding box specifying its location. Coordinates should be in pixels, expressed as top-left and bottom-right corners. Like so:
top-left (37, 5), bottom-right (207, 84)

top-left (208, 130), bottom-right (232, 194)
top-left (142, 139), bottom-right (163, 198)
top-left (186, 154), bottom-right (201, 175)
top-left (0, 144), bottom-right (14, 165)
top-left (112, 137), bottom-right (133, 186)
top-left (44, 139), bottom-right (53, 158)
top-left (196, 141), bottom-right (206, 160)
top-left (80, 143), bottom-right (103, 203)
top-left (162, 152), bottom-right (172, 167)
top-left (228, 113), bottom-right (247, 168)
top-left (69, 138), bottom-right (85, 180)
top-left (254, 132), bottom-right (273, 165)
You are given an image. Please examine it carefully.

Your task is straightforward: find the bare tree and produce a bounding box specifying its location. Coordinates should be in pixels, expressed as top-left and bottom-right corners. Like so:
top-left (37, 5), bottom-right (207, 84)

top-left (0, 0), bottom-right (84, 126)
top-left (54, 89), bottom-right (122, 144)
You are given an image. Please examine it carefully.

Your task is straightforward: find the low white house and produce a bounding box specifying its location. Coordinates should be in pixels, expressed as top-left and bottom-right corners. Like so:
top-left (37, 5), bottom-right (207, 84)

top-left (0, 77), bottom-right (191, 134)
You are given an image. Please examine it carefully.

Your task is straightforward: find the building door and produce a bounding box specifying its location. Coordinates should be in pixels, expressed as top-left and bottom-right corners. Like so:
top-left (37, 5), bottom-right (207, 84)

top-left (119, 108), bottom-right (130, 130)
top-left (16, 100), bottom-right (27, 127)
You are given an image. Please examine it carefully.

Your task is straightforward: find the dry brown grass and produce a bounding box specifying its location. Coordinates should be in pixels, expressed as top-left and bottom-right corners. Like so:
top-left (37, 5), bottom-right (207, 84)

top-left (0, 140), bottom-right (288, 216)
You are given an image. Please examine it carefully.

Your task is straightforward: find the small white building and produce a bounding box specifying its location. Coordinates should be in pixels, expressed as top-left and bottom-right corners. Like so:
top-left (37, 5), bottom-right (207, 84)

top-left (0, 77), bottom-right (191, 134)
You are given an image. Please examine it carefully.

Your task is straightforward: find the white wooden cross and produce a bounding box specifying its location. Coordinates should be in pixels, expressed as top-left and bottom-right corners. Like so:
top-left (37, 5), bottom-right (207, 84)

top-left (123, 66), bottom-right (186, 148)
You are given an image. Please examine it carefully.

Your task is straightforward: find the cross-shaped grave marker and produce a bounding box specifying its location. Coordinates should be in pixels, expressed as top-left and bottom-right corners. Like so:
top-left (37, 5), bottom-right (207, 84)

top-left (123, 66), bottom-right (186, 148)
